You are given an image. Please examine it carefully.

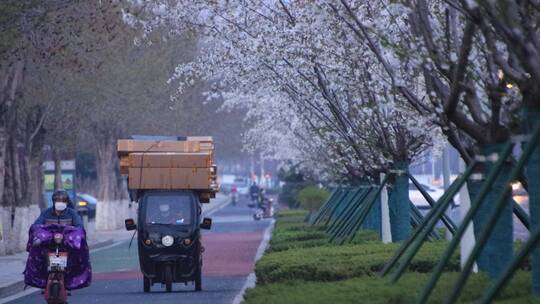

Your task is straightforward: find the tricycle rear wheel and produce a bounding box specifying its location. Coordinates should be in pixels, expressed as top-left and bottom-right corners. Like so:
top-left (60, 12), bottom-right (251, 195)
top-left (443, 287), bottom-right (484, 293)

top-left (143, 276), bottom-right (150, 293)
top-left (194, 264), bottom-right (202, 291)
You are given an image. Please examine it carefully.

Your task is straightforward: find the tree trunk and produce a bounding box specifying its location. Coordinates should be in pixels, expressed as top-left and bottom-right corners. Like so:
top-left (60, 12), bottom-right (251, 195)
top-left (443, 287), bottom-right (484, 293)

top-left (0, 127), bottom-right (7, 255)
top-left (9, 138), bottom-right (23, 207)
top-left (0, 205), bottom-right (8, 255)
top-left (0, 59), bottom-right (25, 255)
top-left (2, 137), bottom-right (15, 254)
top-left (388, 161), bottom-right (410, 241)
top-left (470, 144), bottom-right (513, 278)
top-left (0, 127), bottom-right (7, 208)
top-left (53, 148), bottom-right (62, 190)
top-left (95, 129), bottom-right (124, 230)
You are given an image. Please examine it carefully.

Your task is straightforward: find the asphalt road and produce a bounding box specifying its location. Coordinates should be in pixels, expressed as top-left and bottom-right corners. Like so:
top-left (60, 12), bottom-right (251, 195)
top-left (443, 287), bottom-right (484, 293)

top-left (8, 198), bottom-right (272, 304)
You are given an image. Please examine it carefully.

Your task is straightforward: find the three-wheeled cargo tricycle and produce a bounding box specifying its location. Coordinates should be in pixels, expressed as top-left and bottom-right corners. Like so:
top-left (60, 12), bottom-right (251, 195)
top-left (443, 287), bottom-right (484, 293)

top-left (125, 189), bottom-right (212, 292)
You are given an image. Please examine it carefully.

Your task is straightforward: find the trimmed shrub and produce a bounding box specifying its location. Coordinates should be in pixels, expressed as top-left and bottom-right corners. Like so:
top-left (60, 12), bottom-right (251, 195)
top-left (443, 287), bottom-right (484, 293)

top-left (269, 210), bottom-right (380, 253)
top-left (247, 210), bottom-right (535, 304)
top-left (244, 271), bottom-right (537, 304)
top-left (278, 182), bottom-right (310, 208)
top-left (296, 186), bottom-right (330, 211)
top-left (255, 241), bottom-right (460, 284)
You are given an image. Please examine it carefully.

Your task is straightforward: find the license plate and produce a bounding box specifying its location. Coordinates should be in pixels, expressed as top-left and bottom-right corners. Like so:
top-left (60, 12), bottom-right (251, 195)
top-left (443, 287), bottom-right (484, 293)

top-left (48, 253), bottom-right (68, 268)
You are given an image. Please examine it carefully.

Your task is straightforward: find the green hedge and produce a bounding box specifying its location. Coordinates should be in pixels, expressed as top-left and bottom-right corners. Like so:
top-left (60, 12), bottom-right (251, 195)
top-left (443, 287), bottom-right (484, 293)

top-left (269, 211), bottom-right (380, 253)
top-left (296, 186), bottom-right (330, 211)
top-left (244, 271), bottom-right (539, 304)
top-left (278, 182), bottom-right (310, 208)
top-left (246, 209), bottom-right (536, 304)
top-left (256, 241), bottom-right (459, 284)
top-left (259, 210), bottom-right (459, 284)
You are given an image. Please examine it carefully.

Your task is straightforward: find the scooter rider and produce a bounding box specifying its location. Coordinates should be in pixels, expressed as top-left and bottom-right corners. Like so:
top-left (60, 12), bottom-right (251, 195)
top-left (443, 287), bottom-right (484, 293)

top-left (249, 182), bottom-right (260, 206)
top-left (231, 185), bottom-right (238, 205)
top-left (34, 189), bottom-right (83, 228)
top-left (24, 189), bottom-right (91, 300)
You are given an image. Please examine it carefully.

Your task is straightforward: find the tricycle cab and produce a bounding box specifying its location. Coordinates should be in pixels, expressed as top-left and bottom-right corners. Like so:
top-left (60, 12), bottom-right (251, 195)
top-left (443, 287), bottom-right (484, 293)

top-left (125, 189), bottom-right (211, 292)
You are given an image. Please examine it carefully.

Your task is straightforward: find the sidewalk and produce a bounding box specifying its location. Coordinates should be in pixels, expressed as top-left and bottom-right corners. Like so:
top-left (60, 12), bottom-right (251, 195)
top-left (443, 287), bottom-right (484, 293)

top-left (0, 193), bottom-right (229, 300)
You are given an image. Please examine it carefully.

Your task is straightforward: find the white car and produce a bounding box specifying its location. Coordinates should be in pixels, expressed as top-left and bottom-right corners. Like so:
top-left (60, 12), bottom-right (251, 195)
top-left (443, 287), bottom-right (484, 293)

top-left (234, 177), bottom-right (250, 197)
top-left (409, 182), bottom-right (449, 210)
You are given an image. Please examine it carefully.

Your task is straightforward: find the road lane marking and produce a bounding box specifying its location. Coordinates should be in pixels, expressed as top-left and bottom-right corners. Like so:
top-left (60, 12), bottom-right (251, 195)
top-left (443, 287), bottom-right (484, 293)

top-left (204, 197), bottom-right (231, 217)
top-left (0, 287), bottom-right (39, 304)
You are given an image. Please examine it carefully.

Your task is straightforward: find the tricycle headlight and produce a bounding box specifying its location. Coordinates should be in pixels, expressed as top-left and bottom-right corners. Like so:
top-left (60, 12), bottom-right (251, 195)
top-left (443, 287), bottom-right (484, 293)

top-left (161, 235), bottom-right (174, 247)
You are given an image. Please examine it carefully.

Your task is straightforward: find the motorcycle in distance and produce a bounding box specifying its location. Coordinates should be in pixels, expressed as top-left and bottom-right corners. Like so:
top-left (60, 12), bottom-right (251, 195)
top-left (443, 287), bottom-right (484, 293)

top-left (252, 191), bottom-right (274, 221)
top-left (125, 190), bottom-right (212, 293)
top-left (44, 233), bottom-right (69, 304)
top-left (230, 185), bottom-right (238, 206)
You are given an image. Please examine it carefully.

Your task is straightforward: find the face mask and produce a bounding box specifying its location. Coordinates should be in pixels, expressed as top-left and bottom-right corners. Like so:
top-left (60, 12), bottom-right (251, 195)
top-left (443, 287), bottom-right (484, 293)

top-left (159, 205), bottom-right (170, 212)
top-left (55, 202), bottom-right (67, 211)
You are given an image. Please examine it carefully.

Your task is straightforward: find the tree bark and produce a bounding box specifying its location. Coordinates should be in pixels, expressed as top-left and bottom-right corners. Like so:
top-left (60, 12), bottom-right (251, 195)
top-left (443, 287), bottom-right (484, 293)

top-left (0, 127), bottom-right (7, 208)
top-left (0, 59), bottom-right (25, 254)
top-left (470, 144), bottom-right (513, 278)
top-left (388, 161), bottom-right (410, 242)
top-left (95, 126), bottom-right (125, 230)
top-left (53, 148), bottom-right (63, 190)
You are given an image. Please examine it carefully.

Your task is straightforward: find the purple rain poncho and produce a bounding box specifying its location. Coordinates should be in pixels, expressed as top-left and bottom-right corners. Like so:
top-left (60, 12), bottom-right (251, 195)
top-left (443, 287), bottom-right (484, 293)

top-left (23, 224), bottom-right (92, 290)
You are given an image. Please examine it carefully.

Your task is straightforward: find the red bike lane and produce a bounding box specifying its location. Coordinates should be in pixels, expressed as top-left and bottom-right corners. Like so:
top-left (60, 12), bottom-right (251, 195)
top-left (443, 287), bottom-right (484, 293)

top-left (92, 230), bottom-right (265, 281)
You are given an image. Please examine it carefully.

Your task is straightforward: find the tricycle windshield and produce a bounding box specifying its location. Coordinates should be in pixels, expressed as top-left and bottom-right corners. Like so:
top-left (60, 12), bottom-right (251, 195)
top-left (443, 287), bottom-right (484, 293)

top-left (144, 193), bottom-right (194, 225)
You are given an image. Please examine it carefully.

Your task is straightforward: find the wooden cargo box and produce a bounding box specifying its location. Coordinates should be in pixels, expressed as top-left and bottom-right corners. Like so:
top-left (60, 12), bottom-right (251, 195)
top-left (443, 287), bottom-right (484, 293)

top-left (117, 140), bottom-right (205, 156)
top-left (128, 167), bottom-right (214, 190)
top-left (127, 152), bottom-right (212, 168)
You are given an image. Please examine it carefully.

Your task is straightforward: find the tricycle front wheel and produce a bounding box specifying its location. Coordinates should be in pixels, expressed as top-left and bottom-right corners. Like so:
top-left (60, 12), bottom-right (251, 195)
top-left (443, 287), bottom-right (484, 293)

top-left (194, 264), bottom-right (202, 291)
top-left (164, 265), bottom-right (173, 292)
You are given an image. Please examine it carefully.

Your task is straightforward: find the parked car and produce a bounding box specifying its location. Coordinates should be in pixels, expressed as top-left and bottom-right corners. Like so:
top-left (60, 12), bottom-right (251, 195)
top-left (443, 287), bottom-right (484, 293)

top-left (76, 193), bottom-right (97, 219)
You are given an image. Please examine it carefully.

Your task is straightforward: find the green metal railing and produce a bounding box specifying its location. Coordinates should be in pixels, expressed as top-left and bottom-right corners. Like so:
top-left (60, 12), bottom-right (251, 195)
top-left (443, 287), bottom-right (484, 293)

top-left (307, 126), bottom-right (538, 303)
top-left (442, 124), bottom-right (540, 304)
top-left (328, 187), bottom-right (373, 242)
top-left (327, 187), bottom-right (369, 235)
top-left (408, 173), bottom-right (457, 233)
top-left (325, 188), bottom-right (362, 232)
top-left (311, 188), bottom-right (341, 225)
top-left (379, 161), bottom-right (476, 279)
top-left (415, 141), bottom-right (515, 303)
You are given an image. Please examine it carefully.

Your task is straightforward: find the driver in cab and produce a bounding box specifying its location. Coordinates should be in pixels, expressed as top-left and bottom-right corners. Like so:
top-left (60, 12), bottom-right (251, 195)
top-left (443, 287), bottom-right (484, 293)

top-left (149, 203), bottom-right (187, 225)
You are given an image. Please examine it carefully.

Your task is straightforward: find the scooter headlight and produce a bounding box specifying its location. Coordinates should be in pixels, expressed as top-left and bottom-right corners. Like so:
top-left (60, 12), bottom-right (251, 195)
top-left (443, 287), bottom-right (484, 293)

top-left (161, 235), bottom-right (174, 247)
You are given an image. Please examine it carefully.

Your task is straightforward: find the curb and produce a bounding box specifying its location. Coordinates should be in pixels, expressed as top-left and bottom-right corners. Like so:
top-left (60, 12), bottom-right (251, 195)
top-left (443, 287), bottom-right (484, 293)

top-left (232, 218), bottom-right (276, 304)
top-left (0, 238), bottom-right (116, 301)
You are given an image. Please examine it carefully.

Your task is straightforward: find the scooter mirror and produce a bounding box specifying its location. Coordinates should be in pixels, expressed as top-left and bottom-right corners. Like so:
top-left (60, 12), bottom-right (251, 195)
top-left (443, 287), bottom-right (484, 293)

top-left (200, 218), bottom-right (212, 230)
top-left (125, 218), bottom-right (137, 231)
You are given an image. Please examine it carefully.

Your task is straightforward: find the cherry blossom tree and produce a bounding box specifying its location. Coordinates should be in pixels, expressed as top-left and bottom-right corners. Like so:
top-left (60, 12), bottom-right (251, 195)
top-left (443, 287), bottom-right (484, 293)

top-left (127, 0), bottom-right (443, 241)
